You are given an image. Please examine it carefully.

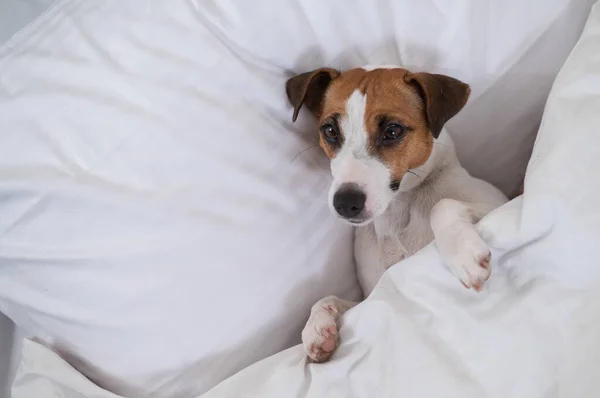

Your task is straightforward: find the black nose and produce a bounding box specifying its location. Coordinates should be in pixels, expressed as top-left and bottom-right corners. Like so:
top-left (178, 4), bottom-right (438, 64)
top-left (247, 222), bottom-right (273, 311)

top-left (333, 185), bottom-right (366, 219)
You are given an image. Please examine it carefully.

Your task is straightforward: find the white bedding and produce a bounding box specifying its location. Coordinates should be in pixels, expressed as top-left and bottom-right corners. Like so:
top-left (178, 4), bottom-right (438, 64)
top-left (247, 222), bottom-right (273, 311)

top-left (207, 4), bottom-right (600, 396)
top-left (0, 0), bottom-right (56, 44)
top-left (0, 2), bottom-right (58, 395)
top-left (11, 1), bottom-right (600, 397)
top-left (2, 0), bottom-right (599, 397)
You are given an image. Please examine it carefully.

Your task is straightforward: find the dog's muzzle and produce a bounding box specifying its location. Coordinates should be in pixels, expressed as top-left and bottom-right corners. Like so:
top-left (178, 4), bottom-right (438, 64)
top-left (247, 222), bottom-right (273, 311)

top-left (333, 183), bottom-right (366, 220)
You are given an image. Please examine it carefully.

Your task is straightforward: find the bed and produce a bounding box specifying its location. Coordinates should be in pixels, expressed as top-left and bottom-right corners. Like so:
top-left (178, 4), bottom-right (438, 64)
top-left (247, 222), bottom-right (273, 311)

top-left (0, 1), bottom-right (60, 394)
top-left (1, 1), bottom-right (599, 397)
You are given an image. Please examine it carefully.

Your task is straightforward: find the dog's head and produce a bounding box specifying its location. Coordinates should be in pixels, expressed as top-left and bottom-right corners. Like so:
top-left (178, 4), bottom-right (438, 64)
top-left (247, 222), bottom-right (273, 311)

top-left (286, 66), bottom-right (470, 226)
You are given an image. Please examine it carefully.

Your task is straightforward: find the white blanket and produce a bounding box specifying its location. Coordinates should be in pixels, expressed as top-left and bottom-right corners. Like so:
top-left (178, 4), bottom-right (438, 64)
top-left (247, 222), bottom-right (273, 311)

top-left (202, 5), bottom-right (600, 397)
top-left (13, 3), bottom-right (600, 398)
top-left (10, 2), bottom-right (600, 398)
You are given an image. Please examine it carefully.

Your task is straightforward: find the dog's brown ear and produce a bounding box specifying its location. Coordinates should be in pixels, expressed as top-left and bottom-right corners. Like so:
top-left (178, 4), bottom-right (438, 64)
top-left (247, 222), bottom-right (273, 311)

top-left (286, 68), bottom-right (340, 122)
top-left (404, 72), bottom-right (470, 138)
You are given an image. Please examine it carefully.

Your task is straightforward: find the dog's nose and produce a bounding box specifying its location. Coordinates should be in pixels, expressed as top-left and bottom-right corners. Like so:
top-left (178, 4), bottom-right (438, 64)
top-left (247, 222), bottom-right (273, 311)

top-left (333, 185), bottom-right (366, 219)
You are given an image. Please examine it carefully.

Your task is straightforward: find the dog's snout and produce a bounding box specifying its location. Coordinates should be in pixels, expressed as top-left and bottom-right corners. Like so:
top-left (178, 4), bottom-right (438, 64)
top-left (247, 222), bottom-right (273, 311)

top-left (333, 185), bottom-right (366, 219)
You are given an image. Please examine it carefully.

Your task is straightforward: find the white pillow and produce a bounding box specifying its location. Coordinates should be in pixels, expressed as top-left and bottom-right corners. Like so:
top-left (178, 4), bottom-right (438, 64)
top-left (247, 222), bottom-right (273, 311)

top-left (0, 2), bottom-right (359, 396)
top-left (0, 0), bottom-right (594, 397)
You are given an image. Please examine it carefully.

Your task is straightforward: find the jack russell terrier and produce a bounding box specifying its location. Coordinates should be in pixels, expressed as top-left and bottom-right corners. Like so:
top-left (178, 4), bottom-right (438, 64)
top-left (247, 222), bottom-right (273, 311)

top-left (286, 65), bottom-right (507, 362)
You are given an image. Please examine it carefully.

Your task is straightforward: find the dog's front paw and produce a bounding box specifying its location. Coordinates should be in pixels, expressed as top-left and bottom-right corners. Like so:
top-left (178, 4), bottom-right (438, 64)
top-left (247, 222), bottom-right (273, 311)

top-left (444, 228), bottom-right (492, 292)
top-left (302, 306), bottom-right (339, 363)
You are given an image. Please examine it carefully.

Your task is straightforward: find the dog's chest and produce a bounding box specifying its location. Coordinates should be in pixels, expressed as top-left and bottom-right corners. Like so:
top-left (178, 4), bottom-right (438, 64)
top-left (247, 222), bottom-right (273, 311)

top-left (383, 200), bottom-right (435, 256)
top-left (354, 195), bottom-right (436, 295)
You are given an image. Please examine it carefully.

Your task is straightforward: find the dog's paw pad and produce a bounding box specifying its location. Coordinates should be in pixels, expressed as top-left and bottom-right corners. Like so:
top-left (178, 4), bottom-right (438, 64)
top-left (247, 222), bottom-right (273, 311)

top-left (324, 305), bottom-right (338, 316)
top-left (446, 232), bottom-right (492, 292)
top-left (479, 255), bottom-right (491, 270)
top-left (455, 250), bottom-right (491, 291)
top-left (302, 310), bottom-right (339, 363)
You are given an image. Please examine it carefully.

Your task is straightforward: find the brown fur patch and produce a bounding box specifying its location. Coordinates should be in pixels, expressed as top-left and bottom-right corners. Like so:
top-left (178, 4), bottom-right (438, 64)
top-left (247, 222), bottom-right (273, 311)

top-left (319, 68), bottom-right (433, 181)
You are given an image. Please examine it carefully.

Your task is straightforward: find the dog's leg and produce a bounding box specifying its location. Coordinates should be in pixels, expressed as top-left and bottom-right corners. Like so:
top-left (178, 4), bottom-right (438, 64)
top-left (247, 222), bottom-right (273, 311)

top-left (302, 296), bottom-right (358, 363)
top-left (430, 198), bottom-right (496, 291)
top-left (382, 235), bottom-right (408, 269)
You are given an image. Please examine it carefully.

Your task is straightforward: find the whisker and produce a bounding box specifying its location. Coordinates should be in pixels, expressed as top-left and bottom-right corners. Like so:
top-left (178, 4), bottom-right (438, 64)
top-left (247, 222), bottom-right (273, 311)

top-left (407, 170), bottom-right (424, 182)
top-left (408, 168), bottom-right (424, 176)
top-left (409, 166), bottom-right (428, 174)
top-left (291, 144), bottom-right (319, 162)
top-left (432, 142), bottom-right (451, 148)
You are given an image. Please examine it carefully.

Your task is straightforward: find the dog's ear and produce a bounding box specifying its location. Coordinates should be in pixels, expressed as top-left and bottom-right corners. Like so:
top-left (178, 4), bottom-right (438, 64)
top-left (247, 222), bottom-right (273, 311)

top-left (404, 72), bottom-right (470, 138)
top-left (286, 68), bottom-right (340, 122)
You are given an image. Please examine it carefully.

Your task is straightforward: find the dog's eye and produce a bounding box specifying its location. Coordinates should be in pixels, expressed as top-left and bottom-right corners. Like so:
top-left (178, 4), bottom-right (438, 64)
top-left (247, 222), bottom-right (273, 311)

top-left (383, 124), bottom-right (405, 142)
top-left (320, 123), bottom-right (339, 144)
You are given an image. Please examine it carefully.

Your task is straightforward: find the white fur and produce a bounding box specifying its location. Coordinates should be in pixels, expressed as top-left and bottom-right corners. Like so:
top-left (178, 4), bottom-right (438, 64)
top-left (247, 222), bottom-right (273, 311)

top-left (329, 90), bottom-right (392, 224)
top-left (303, 81), bottom-right (508, 362)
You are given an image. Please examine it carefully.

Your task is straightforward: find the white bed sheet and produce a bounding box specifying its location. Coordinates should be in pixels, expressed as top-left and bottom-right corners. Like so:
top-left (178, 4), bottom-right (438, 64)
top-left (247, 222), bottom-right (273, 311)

top-left (0, 0), bottom-right (56, 44)
top-left (205, 4), bottom-right (600, 396)
top-left (2, 0), bottom-right (599, 397)
top-left (0, 2), bottom-right (59, 396)
top-left (11, 2), bottom-right (600, 396)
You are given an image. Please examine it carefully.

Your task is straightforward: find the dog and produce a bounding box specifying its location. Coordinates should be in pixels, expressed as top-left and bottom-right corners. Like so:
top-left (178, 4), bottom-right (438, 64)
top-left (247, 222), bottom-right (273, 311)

top-left (285, 65), bottom-right (508, 362)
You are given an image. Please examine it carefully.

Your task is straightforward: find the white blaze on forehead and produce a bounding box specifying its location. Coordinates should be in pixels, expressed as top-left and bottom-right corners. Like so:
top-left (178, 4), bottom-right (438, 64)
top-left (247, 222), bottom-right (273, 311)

top-left (339, 90), bottom-right (368, 158)
top-left (329, 89), bottom-right (391, 218)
